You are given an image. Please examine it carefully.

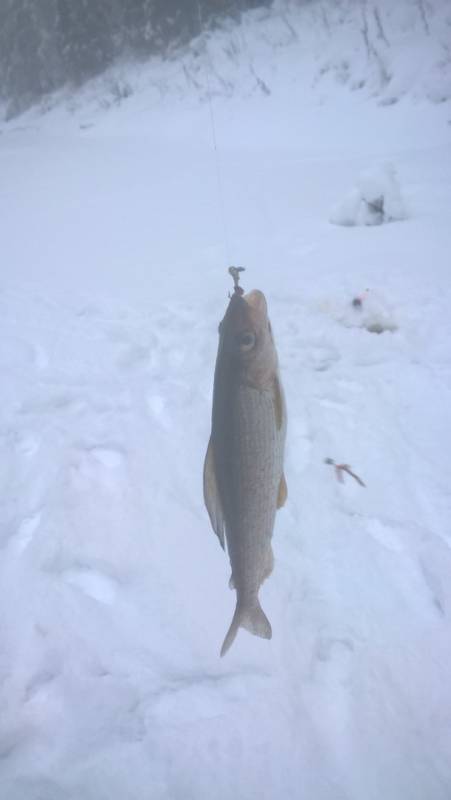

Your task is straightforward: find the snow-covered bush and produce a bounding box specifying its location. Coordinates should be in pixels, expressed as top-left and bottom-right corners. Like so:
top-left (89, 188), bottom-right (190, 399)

top-left (330, 163), bottom-right (407, 227)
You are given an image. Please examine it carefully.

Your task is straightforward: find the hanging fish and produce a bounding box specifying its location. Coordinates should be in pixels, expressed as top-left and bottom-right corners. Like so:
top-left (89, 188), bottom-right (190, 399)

top-left (204, 272), bottom-right (287, 656)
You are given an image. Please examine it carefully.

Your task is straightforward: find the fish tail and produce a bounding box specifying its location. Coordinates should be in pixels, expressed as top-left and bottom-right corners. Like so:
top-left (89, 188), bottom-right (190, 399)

top-left (220, 599), bottom-right (272, 657)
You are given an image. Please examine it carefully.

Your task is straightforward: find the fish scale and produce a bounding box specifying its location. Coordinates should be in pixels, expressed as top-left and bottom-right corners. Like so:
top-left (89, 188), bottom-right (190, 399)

top-left (227, 386), bottom-right (280, 588)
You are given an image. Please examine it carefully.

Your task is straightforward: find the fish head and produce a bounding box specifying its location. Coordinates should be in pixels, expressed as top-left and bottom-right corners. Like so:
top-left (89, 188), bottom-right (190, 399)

top-left (218, 290), bottom-right (278, 388)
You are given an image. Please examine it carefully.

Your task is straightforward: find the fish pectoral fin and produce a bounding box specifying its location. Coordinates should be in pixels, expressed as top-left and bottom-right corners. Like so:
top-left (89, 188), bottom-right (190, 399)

top-left (277, 472), bottom-right (288, 509)
top-left (203, 437), bottom-right (226, 551)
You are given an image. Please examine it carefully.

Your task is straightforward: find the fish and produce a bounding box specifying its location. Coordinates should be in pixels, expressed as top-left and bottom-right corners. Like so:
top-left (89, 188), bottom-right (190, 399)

top-left (203, 287), bottom-right (287, 656)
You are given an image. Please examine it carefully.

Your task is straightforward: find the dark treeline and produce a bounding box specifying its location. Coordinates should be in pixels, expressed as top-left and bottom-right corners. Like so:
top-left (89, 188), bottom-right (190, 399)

top-left (0, 0), bottom-right (271, 117)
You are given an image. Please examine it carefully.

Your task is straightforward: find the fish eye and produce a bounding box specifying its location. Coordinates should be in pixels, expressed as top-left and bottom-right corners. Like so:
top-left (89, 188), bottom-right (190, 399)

top-left (237, 331), bottom-right (256, 351)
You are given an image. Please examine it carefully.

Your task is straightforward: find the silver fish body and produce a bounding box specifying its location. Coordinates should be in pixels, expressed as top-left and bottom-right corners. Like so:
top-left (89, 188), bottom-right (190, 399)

top-left (204, 289), bottom-right (287, 656)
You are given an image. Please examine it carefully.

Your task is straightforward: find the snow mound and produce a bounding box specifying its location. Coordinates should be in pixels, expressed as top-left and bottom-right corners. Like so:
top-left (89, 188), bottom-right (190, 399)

top-left (330, 164), bottom-right (407, 227)
top-left (320, 289), bottom-right (398, 335)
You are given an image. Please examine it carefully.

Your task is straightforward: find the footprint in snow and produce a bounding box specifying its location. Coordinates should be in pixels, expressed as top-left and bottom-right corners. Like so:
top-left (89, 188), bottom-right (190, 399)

top-left (336, 377), bottom-right (363, 394)
top-left (315, 635), bottom-right (355, 674)
top-left (308, 635), bottom-right (356, 755)
top-left (302, 344), bottom-right (340, 372)
top-left (61, 565), bottom-right (118, 605)
top-left (117, 343), bottom-right (151, 369)
top-left (146, 393), bottom-right (171, 429)
top-left (419, 559), bottom-right (446, 617)
top-left (0, 336), bottom-right (35, 370)
top-left (318, 396), bottom-right (346, 412)
top-left (32, 344), bottom-right (49, 370)
top-left (0, 725), bottom-right (30, 760)
top-left (20, 393), bottom-right (87, 416)
top-left (8, 511), bottom-right (42, 555)
top-left (89, 446), bottom-right (124, 469)
top-left (14, 432), bottom-right (41, 458)
top-left (5, 778), bottom-right (64, 800)
top-left (152, 679), bottom-right (228, 725)
top-left (116, 341), bottom-right (160, 373)
top-left (25, 669), bottom-right (58, 702)
top-left (366, 517), bottom-right (404, 553)
top-left (70, 446), bottom-right (125, 489)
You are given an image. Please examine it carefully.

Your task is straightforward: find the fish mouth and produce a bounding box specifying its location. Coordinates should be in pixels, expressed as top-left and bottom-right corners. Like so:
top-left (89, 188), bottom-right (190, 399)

top-left (243, 290), bottom-right (268, 327)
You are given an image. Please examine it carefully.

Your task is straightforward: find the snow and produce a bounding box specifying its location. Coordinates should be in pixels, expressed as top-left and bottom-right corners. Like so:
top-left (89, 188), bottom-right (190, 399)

top-left (1, 1), bottom-right (451, 798)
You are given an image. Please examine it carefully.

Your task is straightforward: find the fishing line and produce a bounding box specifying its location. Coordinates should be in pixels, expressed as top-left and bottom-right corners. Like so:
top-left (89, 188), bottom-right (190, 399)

top-left (195, 0), bottom-right (232, 266)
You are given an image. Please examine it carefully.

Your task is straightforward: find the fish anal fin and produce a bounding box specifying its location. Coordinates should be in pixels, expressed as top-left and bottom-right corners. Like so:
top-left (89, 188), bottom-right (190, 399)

top-left (203, 437), bottom-right (225, 551)
top-left (277, 472), bottom-right (288, 509)
top-left (261, 545), bottom-right (274, 585)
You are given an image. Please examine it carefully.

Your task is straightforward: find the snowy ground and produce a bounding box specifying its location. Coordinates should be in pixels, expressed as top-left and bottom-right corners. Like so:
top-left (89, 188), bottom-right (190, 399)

top-left (1, 2), bottom-right (451, 798)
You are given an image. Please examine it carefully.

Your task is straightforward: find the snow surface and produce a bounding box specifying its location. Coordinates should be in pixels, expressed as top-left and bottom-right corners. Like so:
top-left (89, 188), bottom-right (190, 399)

top-left (1, 1), bottom-right (451, 798)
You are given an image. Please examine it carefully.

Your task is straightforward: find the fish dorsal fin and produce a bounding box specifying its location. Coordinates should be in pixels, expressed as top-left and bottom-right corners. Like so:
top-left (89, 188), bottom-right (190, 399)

top-left (277, 472), bottom-right (288, 509)
top-left (273, 374), bottom-right (284, 431)
top-left (203, 437), bottom-right (226, 551)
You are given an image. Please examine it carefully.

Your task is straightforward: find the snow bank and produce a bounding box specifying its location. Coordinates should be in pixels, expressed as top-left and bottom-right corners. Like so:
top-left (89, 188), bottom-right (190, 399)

top-left (14, 0), bottom-right (451, 121)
